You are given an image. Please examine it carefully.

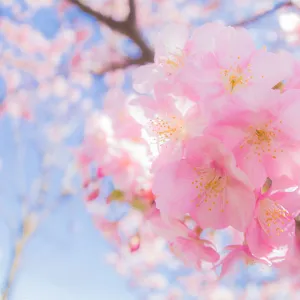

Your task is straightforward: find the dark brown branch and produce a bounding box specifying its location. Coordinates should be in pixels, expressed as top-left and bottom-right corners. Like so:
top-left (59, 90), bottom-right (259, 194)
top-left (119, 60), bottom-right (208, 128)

top-left (69, 0), bottom-right (154, 73)
top-left (93, 56), bottom-right (149, 75)
top-left (127, 0), bottom-right (137, 24)
top-left (295, 214), bottom-right (300, 234)
top-left (232, 1), bottom-right (294, 27)
top-left (294, 214), bottom-right (300, 255)
top-left (69, 0), bottom-right (123, 30)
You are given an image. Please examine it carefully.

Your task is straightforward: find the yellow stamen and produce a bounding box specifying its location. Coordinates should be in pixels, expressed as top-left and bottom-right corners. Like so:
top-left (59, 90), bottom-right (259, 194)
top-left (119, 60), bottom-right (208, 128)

top-left (149, 115), bottom-right (184, 145)
top-left (259, 198), bottom-right (292, 236)
top-left (192, 168), bottom-right (227, 211)
top-left (240, 120), bottom-right (283, 161)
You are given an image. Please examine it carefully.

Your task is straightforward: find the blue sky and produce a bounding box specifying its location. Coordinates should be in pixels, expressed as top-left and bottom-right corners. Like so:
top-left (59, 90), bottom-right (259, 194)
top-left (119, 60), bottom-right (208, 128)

top-left (0, 1), bottom-right (137, 298)
top-left (0, 114), bottom-right (135, 300)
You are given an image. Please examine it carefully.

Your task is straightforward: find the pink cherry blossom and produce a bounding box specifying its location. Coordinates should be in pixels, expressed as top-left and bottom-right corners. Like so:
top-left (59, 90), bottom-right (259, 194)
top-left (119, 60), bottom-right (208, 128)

top-left (246, 180), bottom-right (300, 257)
top-left (103, 88), bottom-right (142, 140)
top-left (207, 89), bottom-right (300, 187)
top-left (283, 56), bottom-right (300, 90)
top-left (278, 223), bottom-right (300, 281)
top-left (153, 136), bottom-right (256, 231)
top-left (129, 234), bottom-right (141, 252)
top-left (148, 208), bottom-right (220, 268)
top-left (131, 82), bottom-right (205, 170)
top-left (184, 24), bottom-right (292, 112)
top-left (93, 219), bottom-right (122, 246)
top-left (132, 23), bottom-right (191, 93)
top-left (169, 235), bottom-right (219, 269)
top-left (218, 244), bottom-right (271, 277)
top-left (8, 0), bottom-right (300, 296)
top-left (101, 140), bottom-right (151, 191)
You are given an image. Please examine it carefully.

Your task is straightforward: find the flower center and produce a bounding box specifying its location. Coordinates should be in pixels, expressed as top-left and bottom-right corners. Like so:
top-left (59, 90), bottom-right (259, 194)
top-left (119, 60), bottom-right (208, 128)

top-left (160, 50), bottom-right (185, 75)
top-left (221, 59), bottom-right (253, 92)
top-left (255, 129), bottom-right (273, 142)
top-left (192, 167), bottom-right (228, 212)
top-left (258, 198), bottom-right (292, 236)
top-left (222, 65), bottom-right (251, 92)
top-left (149, 115), bottom-right (184, 145)
top-left (205, 175), bottom-right (225, 192)
top-left (228, 74), bottom-right (244, 91)
top-left (240, 120), bottom-right (283, 161)
top-left (165, 57), bottom-right (181, 68)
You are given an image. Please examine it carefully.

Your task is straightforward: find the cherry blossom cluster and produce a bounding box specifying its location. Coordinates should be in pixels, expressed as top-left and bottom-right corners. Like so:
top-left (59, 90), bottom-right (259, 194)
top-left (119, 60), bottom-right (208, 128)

top-left (77, 87), bottom-right (153, 205)
top-left (5, 0), bottom-right (300, 297)
top-left (131, 22), bottom-right (300, 274)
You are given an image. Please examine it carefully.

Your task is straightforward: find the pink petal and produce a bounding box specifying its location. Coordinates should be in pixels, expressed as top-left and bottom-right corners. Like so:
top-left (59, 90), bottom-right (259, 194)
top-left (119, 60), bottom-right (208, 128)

top-left (191, 198), bottom-right (227, 230)
top-left (281, 90), bottom-right (300, 138)
top-left (237, 155), bottom-right (267, 188)
top-left (215, 27), bottom-right (255, 69)
top-left (223, 180), bottom-right (255, 232)
top-left (132, 64), bottom-right (163, 93)
top-left (258, 198), bottom-right (294, 247)
top-left (130, 95), bottom-right (158, 118)
top-left (151, 140), bottom-right (183, 173)
top-left (271, 175), bottom-right (298, 191)
top-left (272, 190), bottom-right (300, 217)
top-left (184, 136), bottom-right (225, 166)
top-left (152, 160), bottom-right (197, 219)
top-left (154, 23), bottom-right (190, 62)
top-left (246, 219), bottom-right (274, 257)
top-left (190, 22), bottom-right (225, 54)
top-left (218, 248), bottom-right (242, 278)
top-left (251, 50), bottom-right (293, 89)
top-left (197, 239), bottom-right (220, 263)
top-left (184, 104), bottom-right (207, 138)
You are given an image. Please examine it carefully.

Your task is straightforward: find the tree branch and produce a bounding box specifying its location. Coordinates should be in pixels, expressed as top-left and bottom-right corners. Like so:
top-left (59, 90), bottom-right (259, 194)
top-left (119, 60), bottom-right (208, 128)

top-left (295, 214), bottom-right (300, 235)
top-left (1, 192), bottom-right (71, 300)
top-left (294, 214), bottom-right (300, 257)
top-left (1, 213), bottom-right (36, 300)
top-left (93, 56), bottom-right (150, 75)
top-left (232, 1), bottom-right (294, 27)
top-left (69, 0), bottom-right (123, 30)
top-left (127, 0), bottom-right (136, 25)
top-left (69, 0), bottom-right (154, 73)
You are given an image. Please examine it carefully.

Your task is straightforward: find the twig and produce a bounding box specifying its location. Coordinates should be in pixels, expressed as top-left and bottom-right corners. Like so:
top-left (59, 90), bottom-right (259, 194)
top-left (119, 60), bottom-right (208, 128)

top-left (232, 1), bottom-right (294, 27)
top-left (70, 0), bottom-right (296, 72)
top-left (295, 214), bottom-right (300, 235)
top-left (1, 193), bottom-right (70, 300)
top-left (294, 214), bottom-right (300, 258)
top-left (128, 0), bottom-right (137, 25)
top-left (69, 0), bottom-right (125, 31)
top-left (92, 56), bottom-right (149, 75)
top-left (69, 0), bottom-right (154, 73)
top-left (1, 214), bottom-right (36, 300)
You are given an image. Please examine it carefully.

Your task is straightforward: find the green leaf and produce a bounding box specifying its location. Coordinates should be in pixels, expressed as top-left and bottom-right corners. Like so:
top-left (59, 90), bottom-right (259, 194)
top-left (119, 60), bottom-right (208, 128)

top-left (109, 189), bottom-right (125, 202)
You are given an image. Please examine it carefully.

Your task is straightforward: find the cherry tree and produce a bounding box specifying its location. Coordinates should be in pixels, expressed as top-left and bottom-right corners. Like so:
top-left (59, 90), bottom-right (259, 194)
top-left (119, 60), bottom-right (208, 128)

top-left (1, 0), bottom-right (300, 299)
